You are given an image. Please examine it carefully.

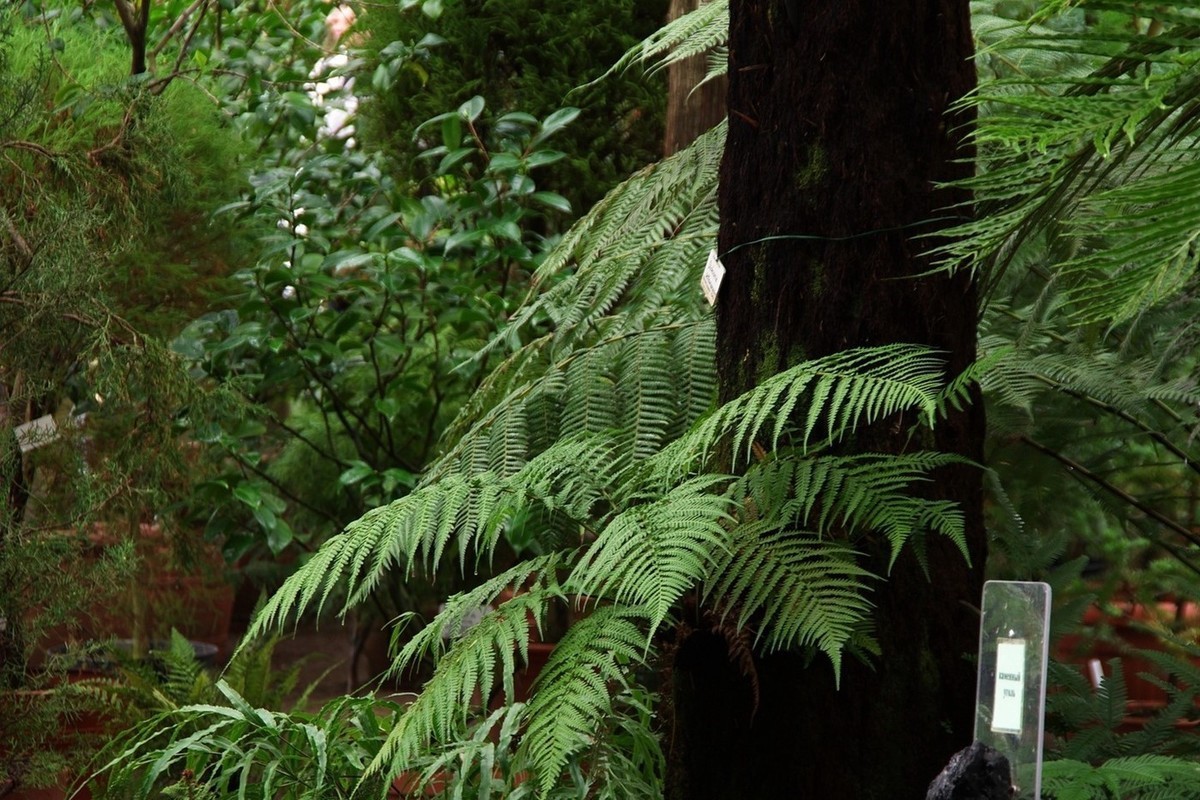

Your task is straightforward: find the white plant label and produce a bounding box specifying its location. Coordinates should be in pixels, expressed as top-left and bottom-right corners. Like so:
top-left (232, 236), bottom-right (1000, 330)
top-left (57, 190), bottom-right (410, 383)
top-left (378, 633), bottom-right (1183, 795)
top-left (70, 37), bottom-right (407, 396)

top-left (701, 249), bottom-right (726, 305)
top-left (14, 415), bottom-right (58, 453)
top-left (991, 638), bottom-right (1027, 734)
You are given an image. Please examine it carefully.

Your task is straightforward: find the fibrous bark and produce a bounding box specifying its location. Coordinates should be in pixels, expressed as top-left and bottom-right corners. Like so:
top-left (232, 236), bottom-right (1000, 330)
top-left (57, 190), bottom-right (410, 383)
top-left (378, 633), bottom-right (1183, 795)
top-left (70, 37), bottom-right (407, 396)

top-left (668, 2), bottom-right (985, 797)
top-left (664, 0), bottom-right (727, 156)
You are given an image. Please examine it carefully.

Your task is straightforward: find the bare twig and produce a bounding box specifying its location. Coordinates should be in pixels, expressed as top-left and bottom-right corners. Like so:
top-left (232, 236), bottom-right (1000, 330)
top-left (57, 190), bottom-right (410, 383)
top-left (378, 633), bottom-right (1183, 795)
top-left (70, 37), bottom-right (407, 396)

top-left (1019, 435), bottom-right (1200, 548)
top-left (150, 0), bottom-right (208, 61)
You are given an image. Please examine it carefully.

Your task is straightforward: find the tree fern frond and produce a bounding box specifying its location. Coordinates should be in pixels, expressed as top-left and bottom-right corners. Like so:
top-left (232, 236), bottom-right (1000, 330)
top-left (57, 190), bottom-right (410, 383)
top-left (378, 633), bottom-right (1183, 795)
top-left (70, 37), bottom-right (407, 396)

top-left (368, 588), bottom-right (553, 777)
top-left (1043, 755), bottom-right (1200, 800)
top-left (670, 317), bottom-right (718, 438)
top-left (440, 337), bottom-right (556, 463)
top-left (654, 344), bottom-right (947, 479)
top-left (704, 524), bottom-right (875, 676)
top-left (736, 452), bottom-right (970, 564)
top-left (391, 555), bottom-right (566, 679)
top-left (245, 436), bottom-right (626, 641)
top-left (603, 0), bottom-right (728, 79)
top-left (1058, 157), bottom-right (1200, 323)
top-left (568, 475), bottom-right (733, 633)
top-left (502, 122), bottom-right (723, 344)
top-left (616, 327), bottom-right (675, 462)
top-left (980, 338), bottom-right (1200, 422)
top-left (562, 340), bottom-right (620, 438)
top-left (431, 318), bottom-right (712, 488)
top-left (946, 3), bottom-right (1200, 322)
top-left (489, 395), bottom-right (529, 478)
top-left (520, 605), bottom-right (650, 795)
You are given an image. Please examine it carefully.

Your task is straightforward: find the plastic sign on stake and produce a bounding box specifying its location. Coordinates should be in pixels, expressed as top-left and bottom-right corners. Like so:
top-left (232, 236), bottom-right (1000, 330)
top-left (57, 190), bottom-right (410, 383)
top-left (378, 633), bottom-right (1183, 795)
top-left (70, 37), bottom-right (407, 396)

top-left (974, 580), bottom-right (1051, 800)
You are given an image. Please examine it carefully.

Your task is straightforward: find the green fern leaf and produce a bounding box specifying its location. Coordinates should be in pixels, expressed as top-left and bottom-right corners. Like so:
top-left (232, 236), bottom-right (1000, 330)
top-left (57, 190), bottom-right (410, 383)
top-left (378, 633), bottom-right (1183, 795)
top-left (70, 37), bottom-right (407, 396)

top-left (520, 606), bottom-right (649, 795)
top-left (568, 475), bottom-right (732, 634)
top-left (705, 524), bottom-right (875, 676)
top-left (657, 344), bottom-right (947, 478)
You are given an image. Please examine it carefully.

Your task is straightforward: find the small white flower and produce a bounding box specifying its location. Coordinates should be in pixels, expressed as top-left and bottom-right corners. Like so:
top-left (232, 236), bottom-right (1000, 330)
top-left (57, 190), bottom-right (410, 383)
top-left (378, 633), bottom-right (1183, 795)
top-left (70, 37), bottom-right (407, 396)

top-left (282, 285), bottom-right (297, 300)
top-left (294, 223), bottom-right (309, 236)
top-left (277, 219), bottom-right (290, 230)
top-left (324, 108), bottom-right (350, 135)
top-left (345, 137), bottom-right (356, 150)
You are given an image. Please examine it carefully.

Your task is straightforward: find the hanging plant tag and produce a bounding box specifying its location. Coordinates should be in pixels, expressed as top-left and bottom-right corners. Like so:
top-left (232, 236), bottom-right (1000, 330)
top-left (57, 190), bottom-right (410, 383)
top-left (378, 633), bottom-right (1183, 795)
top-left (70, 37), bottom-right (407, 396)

top-left (14, 415), bottom-right (58, 453)
top-left (975, 580), bottom-right (1051, 800)
top-left (701, 249), bottom-right (725, 305)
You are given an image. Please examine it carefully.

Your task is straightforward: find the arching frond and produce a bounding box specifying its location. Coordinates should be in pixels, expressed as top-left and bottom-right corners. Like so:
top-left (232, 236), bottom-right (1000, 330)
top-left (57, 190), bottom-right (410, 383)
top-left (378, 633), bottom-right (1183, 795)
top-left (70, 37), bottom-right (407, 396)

top-left (616, 327), bottom-right (675, 462)
top-left (506, 122), bottom-right (723, 343)
top-left (669, 317), bottom-right (718, 439)
top-left (736, 452), bottom-right (970, 563)
top-left (520, 606), bottom-right (650, 794)
top-left (367, 586), bottom-right (554, 778)
top-left (945, 3), bottom-right (1200, 328)
top-left (568, 475), bottom-right (733, 633)
top-left (416, 121), bottom-right (724, 505)
top-left (653, 344), bottom-right (947, 480)
top-left (561, 339), bottom-right (620, 438)
top-left (1058, 158), bottom-right (1200, 323)
top-left (390, 556), bottom-right (567, 678)
top-left (603, 0), bottom-right (728, 79)
top-left (705, 524), bottom-right (874, 675)
top-left (244, 435), bottom-right (625, 642)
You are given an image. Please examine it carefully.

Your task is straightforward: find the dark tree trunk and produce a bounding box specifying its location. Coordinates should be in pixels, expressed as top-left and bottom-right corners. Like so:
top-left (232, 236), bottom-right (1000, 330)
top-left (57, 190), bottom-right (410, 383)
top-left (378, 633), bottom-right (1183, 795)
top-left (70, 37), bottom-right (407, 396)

top-left (114, 0), bottom-right (151, 75)
top-left (664, 0), bottom-right (727, 156)
top-left (667, 2), bottom-right (984, 798)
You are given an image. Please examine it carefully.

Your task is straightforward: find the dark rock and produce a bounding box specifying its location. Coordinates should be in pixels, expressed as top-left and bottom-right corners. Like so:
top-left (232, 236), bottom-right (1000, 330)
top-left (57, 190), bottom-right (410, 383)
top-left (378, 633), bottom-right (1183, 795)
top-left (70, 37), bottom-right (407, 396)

top-left (925, 741), bottom-right (1014, 800)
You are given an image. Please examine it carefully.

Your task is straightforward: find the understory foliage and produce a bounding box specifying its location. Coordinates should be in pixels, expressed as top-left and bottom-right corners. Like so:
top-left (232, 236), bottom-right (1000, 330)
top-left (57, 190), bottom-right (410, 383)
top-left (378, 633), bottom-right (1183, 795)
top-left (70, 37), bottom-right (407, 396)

top-left (360, 0), bottom-right (668, 213)
top-left (101, 0), bottom-right (1200, 798)
top-left (0, 5), bottom-right (245, 792)
top-left (153, 0), bottom-right (581, 618)
top-left (242, 31), bottom-right (974, 800)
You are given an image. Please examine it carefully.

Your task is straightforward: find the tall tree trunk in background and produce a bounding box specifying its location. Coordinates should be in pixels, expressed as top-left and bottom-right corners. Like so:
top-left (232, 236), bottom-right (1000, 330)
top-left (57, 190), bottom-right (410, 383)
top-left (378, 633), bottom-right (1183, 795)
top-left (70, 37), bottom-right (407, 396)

top-left (667, 2), bottom-right (984, 798)
top-left (664, 0), bottom-right (727, 156)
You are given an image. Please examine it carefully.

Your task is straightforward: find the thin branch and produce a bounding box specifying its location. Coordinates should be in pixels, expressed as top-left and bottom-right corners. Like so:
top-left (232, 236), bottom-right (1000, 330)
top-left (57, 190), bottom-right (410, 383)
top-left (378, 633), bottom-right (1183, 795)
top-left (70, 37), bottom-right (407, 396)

top-left (266, 413), bottom-right (351, 471)
top-left (228, 448), bottom-right (340, 534)
top-left (0, 293), bottom-right (103, 330)
top-left (150, 0), bottom-right (208, 61)
top-left (1034, 375), bottom-right (1200, 477)
top-left (0, 140), bottom-right (64, 160)
top-left (1019, 435), bottom-right (1200, 549)
top-left (149, 0), bottom-right (211, 95)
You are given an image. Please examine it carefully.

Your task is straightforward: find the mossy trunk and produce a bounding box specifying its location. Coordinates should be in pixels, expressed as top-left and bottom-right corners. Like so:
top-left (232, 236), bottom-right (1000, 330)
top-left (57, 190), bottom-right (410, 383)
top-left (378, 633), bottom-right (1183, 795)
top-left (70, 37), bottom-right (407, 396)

top-left (665, 2), bottom-right (984, 797)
